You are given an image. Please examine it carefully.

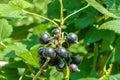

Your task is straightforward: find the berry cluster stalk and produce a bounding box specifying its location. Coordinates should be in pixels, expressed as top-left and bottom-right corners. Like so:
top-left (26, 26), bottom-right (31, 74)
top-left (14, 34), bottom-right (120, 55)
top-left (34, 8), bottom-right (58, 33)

top-left (59, 0), bottom-right (70, 80)
top-left (32, 58), bottom-right (50, 80)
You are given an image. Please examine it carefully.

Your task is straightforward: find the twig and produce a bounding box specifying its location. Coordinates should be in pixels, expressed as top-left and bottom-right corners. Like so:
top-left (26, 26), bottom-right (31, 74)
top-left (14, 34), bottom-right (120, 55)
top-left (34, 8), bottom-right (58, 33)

top-left (23, 10), bottom-right (59, 27)
top-left (63, 4), bottom-right (90, 22)
top-left (32, 57), bottom-right (50, 80)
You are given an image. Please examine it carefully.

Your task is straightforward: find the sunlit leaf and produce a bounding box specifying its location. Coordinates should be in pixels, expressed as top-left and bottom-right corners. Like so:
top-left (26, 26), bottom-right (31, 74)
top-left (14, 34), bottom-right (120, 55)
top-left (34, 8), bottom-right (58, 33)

top-left (99, 20), bottom-right (120, 34)
top-left (0, 19), bottom-right (13, 41)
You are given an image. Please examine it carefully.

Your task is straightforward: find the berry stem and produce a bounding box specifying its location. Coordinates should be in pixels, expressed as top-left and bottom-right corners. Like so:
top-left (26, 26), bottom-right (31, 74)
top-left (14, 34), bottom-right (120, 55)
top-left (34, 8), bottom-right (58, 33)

top-left (32, 57), bottom-right (50, 80)
top-left (22, 10), bottom-right (59, 27)
top-left (63, 4), bottom-right (90, 22)
top-left (58, 0), bottom-right (64, 47)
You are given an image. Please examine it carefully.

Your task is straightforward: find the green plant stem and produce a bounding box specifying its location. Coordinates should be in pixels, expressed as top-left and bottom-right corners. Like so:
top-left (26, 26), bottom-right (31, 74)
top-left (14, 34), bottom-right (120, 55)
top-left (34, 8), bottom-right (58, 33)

top-left (91, 43), bottom-right (99, 74)
top-left (32, 57), bottom-right (50, 80)
top-left (103, 49), bottom-right (115, 72)
top-left (58, 0), bottom-right (64, 47)
top-left (64, 65), bottom-right (70, 80)
top-left (63, 4), bottom-right (90, 22)
top-left (23, 10), bottom-right (59, 27)
top-left (19, 69), bottom-right (28, 80)
top-left (0, 42), bottom-right (7, 48)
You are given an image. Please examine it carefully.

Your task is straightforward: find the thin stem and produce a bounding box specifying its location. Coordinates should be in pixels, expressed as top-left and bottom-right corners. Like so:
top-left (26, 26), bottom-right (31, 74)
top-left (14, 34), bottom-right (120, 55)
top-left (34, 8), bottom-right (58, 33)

top-left (59, 0), bottom-right (64, 25)
top-left (23, 10), bottom-right (59, 27)
top-left (0, 42), bottom-right (7, 48)
top-left (19, 69), bottom-right (28, 80)
top-left (91, 43), bottom-right (99, 74)
top-left (103, 48), bottom-right (115, 72)
top-left (32, 57), bottom-right (50, 80)
top-left (63, 4), bottom-right (90, 22)
top-left (58, 0), bottom-right (64, 47)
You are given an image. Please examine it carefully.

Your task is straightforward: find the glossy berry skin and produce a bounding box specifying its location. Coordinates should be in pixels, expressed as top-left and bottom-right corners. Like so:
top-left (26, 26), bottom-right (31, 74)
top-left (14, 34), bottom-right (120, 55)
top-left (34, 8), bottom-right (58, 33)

top-left (39, 57), bottom-right (46, 65)
top-left (43, 47), bottom-right (56, 58)
top-left (56, 59), bottom-right (65, 69)
top-left (69, 63), bottom-right (80, 72)
top-left (50, 39), bottom-right (58, 44)
top-left (56, 47), bottom-right (67, 58)
top-left (65, 52), bottom-right (73, 63)
top-left (71, 56), bottom-right (81, 65)
top-left (39, 33), bottom-right (50, 44)
top-left (38, 46), bottom-right (46, 57)
top-left (66, 33), bottom-right (78, 43)
top-left (51, 28), bottom-right (59, 35)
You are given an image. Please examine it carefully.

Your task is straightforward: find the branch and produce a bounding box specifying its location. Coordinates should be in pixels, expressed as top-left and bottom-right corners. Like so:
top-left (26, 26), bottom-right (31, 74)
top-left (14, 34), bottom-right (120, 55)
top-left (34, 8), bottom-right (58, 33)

top-left (23, 10), bottom-right (59, 27)
top-left (32, 57), bottom-right (50, 80)
top-left (63, 4), bottom-right (90, 22)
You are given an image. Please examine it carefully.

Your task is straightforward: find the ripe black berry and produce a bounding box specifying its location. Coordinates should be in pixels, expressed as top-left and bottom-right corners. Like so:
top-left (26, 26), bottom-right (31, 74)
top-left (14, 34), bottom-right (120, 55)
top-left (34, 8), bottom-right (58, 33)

top-left (71, 56), bottom-right (81, 65)
top-left (38, 46), bottom-right (46, 57)
top-left (43, 47), bottom-right (56, 58)
top-left (49, 39), bottom-right (58, 44)
top-left (39, 33), bottom-right (50, 44)
top-left (51, 28), bottom-right (59, 35)
top-left (56, 59), bottom-right (65, 69)
top-left (39, 57), bottom-right (46, 65)
top-left (69, 63), bottom-right (80, 72)
top-left (66, 33), bottom-right (78, 43)
top-left (56, 47), bottom-right (67, 58)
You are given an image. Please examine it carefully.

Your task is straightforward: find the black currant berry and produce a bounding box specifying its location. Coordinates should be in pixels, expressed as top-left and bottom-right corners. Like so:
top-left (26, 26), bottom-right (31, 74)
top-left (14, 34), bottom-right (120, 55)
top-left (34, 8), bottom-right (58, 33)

top-left (62, 42), bottom-right (69, 48)
top-left (71, 56), bottom-right (82, 65)
top-left (65, 52), bottom-right (73, 63)
top-left (49, 59), bottom-right (56, 66)
top-left (66, 33), bottom-right (78, 43)
top-left (69, 63), bottom-right (80, 72)
top-left (51, 28), bottom-right (59, 35)
top-left (49, 39), bottom-right (58, 44)
top-left (43, 47), bottom-right (56, 58)
top-left (39, 33), bottom-right (50, 44)
top-left (38, 46), bottom-right (46, 57)
top-left (56, 47), bottom-right (67, 58)
top-left (39, 57), bottom-right (46, 65)
top-left (56, 59), bottom-right (65, 69)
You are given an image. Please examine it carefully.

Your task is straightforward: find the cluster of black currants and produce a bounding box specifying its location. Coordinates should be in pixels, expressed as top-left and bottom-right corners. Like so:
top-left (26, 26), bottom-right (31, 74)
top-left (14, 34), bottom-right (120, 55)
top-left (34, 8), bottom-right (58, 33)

top-left (38, 28), bottom-right (82, 72)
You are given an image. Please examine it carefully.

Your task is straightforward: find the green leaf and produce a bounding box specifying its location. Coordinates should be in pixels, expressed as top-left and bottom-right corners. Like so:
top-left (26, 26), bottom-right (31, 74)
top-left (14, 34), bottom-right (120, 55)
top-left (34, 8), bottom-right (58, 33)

top-left (78, 78), bottom-right (97, 80)
top-left (49, 67), bottom-right (64, 80)
top-left (75, 7), bottom-right (96, 29)
top-left (111, 37), bottom-right (120, 63)
top-left (85, 0), bottom-right (120, 18)
top-left (0, 68), bottom-right (19, 80)
top-left (0, 19), bottom-right (13, 41)
top-left (84, 28), bottom-right (115, 44)
top-left (8, 43), bottom-right (39, 68)
top-left (0, 0), bottom-right (32, 18)
top-left (0, 4), bottom-right (22, 18)
top-left (99, 20), bottom-right (120, 34)
top-left (101, 40), bottom-right (111, 52)
top-left (68, 43), bottom-right (87, 54)
top-left (103, 0), bottom-right (120, 16)
top-left (8, 0), bottom-right (32, 9)
top-left (109, 74), bottom-right (120, 80)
